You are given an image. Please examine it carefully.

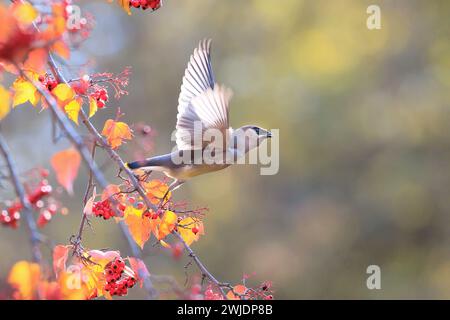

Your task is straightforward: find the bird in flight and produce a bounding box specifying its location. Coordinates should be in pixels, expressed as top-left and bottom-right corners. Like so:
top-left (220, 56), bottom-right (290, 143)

top-left (126, 39), bottom-right (272, 200)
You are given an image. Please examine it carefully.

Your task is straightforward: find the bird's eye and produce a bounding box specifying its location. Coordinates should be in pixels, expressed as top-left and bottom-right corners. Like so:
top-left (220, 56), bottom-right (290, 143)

top-left (252, 127), bottom-right (260, 134)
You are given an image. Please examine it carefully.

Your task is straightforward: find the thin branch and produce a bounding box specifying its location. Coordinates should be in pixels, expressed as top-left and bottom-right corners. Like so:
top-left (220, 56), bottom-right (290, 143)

top-left (0, 133), bottom-right (42, 263)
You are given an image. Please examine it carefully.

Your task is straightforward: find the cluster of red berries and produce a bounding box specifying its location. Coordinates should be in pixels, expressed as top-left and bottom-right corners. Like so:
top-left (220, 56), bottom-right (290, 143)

top-left (0, 203), bottom-right (21, 229)
top-left (1, 180), bottom-right (53, 229)
top-left (36, 203), bottom-right (58, 228)
top-left (104, 258), bottom-right (137, 297)
top-left (92, 199), bottom-right (126, 220)
top-left (38, 74), bottom-right (58, 91)
top-left (90, 88), bottom-right (108, 109)
top-left (143, 209), bottom-right (160, 220)
top-left (130, 0), bottom-right (162, 11)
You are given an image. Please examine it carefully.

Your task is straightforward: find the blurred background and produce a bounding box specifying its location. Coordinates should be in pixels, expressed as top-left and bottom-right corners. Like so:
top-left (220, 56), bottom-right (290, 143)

top-left (1, 0), bottom-right (450, 299)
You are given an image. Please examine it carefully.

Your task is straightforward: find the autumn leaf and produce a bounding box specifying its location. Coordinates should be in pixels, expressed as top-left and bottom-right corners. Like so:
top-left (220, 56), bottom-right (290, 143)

top-left (88, 250), bottom-right (121, 269)
top-left (178, 217), bottom-right (204, 246)
top-left (101, 184), bottom-right (121, 201)
top-left (53, 245), bottom-right (70, 277)
top-left (50, 148), bottom-right (81, 195)
top-left (7, 261), bottom-right (41, 300)
top-left (108, 0), bottom-right (131, 15)
top-left (84, 187), bottom-right (97, 216)
top-left (12, 77), bottom-right (40, 107)
top-left (157, 210), bottom-right (177, 240)
top-left (124, 206), bottom-right (152, 249)
top-left (64, 98), bottom-right (82, 125)
top-left (52, 40), bottom-right (70, 59)
top-left (144, 179), bottom-right (170, 205)
top-left (88, 96), bottom-right (98, 118)
top-left (0, 85), bottom-right (11, 120)
top-left (52, 83), bottom-right (75, 105)
top-left (128, 257), bottom-right (150, 287)
top-left (102, 119), bottom-right (133, 149)
top-left (226, 284), bottom-right (248, 300)
top-left (11, 1), bottom-right (38, 25)
top-left (23, 48), bottom-right (48, 74)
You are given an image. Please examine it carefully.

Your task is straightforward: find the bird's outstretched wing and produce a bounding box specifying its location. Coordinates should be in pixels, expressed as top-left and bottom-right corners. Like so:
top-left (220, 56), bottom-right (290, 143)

top-left (176, 39), bottom-right (233, 150)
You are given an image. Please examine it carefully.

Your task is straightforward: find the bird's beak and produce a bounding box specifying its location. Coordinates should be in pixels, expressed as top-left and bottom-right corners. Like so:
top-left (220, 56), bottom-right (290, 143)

top-left (266, 131), bottom-right (272, 138)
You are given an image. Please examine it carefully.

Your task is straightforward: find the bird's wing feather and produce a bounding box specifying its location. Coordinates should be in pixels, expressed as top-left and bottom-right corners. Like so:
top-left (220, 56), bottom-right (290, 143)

top-left (176, 40), bottom-right (233, 150)
top-left (177, 39), bottom-right (214, 118)
top-left (176, 85), bottom-right (233, 150)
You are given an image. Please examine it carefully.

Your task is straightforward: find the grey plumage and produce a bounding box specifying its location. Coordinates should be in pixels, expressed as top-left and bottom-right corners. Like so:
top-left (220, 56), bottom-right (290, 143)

top-left (127, 39), bottom-right (271, 196)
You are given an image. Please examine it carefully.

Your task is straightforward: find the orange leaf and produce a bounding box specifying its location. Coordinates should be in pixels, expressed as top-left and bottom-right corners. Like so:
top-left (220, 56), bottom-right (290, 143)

top-left (226, 284), bottom-right (248, 300)
top-left (128, 257), bottom-right (150, 287)
top-left (0, 85), bottom-right (11, 121)
top-left (23, 48), bottom-right (48, 74)
top-left (101, 119), bottom-right (133, 149)
top-left (7, 261), bottom-right (41, 300)
top-left (144, 179), bottom-right (170, 204)
top-left (50, 148), bottom-right (81, 195)
top-left (124, 206), bottom-right (152, 249)
top-left (53, 245), bottom-right (70, 277)
top-left (52, 40), bottom-right (70, 59)
top-left (157, 210), bottom-right (177, 240)
top-left (108, 0), bottom-right (131, 15)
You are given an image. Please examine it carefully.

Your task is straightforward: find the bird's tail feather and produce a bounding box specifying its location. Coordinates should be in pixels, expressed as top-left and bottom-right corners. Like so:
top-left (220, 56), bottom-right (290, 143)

top-left (126, 159), bottom-right (153, 170)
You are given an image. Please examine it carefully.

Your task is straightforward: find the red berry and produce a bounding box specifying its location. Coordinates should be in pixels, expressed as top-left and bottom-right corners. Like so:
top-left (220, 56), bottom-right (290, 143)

top-left (192, 227), bottom-right (199, 235)
top-left (97, 100), bottom-right (105, 109)
top-left (136, 202), bottom-right (145, 210)
top-left (130, 0), bottom-right (140, 8)
top-left (38, 75), bottom-right (45, 82)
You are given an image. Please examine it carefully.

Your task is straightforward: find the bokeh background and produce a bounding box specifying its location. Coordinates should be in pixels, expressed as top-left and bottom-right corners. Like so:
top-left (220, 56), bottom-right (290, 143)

top-left (1, 0), bottom-right (450, 299)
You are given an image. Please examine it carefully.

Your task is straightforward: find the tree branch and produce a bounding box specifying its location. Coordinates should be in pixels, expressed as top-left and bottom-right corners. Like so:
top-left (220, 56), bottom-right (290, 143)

top-left (0, 132), bottom-right (42, 263)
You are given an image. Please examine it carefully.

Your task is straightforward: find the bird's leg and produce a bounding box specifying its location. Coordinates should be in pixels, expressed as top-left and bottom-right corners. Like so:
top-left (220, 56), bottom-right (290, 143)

top-left (157, 179), bottom-right (184, 211)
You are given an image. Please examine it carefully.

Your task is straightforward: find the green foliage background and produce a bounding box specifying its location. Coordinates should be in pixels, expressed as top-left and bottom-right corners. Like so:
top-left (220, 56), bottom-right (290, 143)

top-left (1, 0), bottom-right (450, 299)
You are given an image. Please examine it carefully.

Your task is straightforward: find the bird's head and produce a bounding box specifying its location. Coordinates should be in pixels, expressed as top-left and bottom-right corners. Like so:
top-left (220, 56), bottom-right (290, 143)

top-left (231, 125), bottom-right (272, 153)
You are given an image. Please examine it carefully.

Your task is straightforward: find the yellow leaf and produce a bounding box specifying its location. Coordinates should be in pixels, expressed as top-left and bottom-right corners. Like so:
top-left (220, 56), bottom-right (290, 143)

top-left (7, 261), bottom-right (41, 300)
top-left (12, 77), bottom-right (40, 107)
top-left (89, 96), bottom-right (98, 118)
top-left (64, 98), bottom-right (82, 125)
top-left (52, 83), bottom-right (75, 105)
top-left (12, 1), bottom-right (38, 25)
top-left (157, 210), bottom-right (177, 240)
top-left (124, 206), bottom-right (152, 249)
top-left (178, 217), bottom-right (204, 246)
top-left (101, 119), bottom-right (133, 149)
top-left (0, 85), bottom-right (11, 120)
